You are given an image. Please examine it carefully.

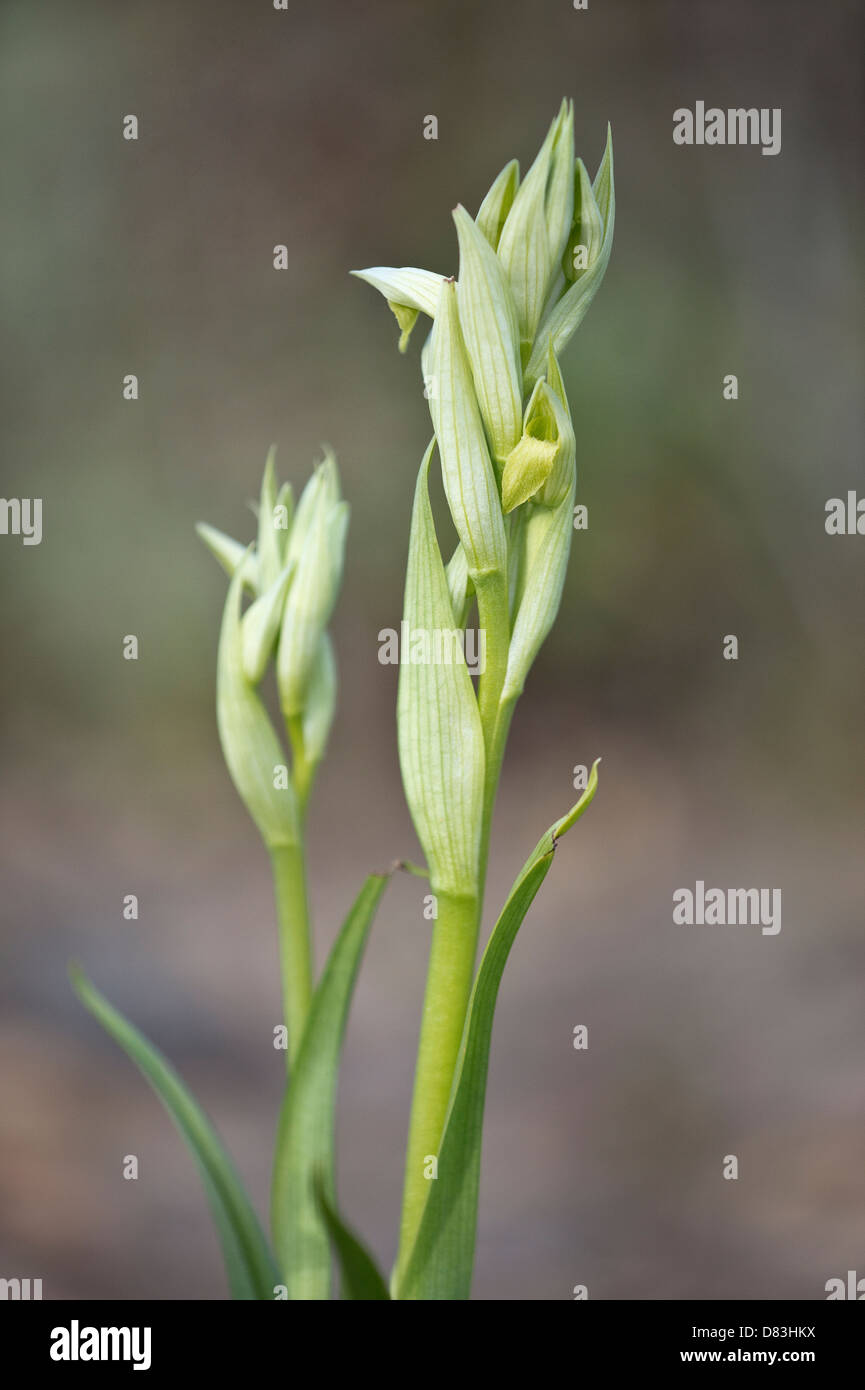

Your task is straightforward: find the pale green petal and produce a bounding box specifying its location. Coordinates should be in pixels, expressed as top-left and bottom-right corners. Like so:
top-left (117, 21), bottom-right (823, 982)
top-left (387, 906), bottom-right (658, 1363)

top-left (428, 280), bottom-right (507, 581)
top-left (475, 158), bottom-right (519, 251)
top-left (196, 522), bottom-right (259, 594)
top-left (241, 562), bottom-right (293, 685)
top-left (453, 205), bottom-right (523, 468)
top-left (561, 159), bottom-right (603, 284)
top-left (501, 372), bottom-right (575, 513)
top-left (257, 447), bottom-right (282, 593)
top-left (275, 482), bottom-right (294, 565)
top-left (351, 266), bottom-right (448, 319)
top-left (593, 121), bottom-right (615, 225)
top-left (501, 432), bottom-right (556, 513)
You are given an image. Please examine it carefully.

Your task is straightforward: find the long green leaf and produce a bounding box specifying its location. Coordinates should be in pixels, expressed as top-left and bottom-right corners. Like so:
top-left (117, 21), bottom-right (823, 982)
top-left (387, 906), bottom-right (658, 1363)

top-left (70, 966), bottom-right (279, 1301)
top-left (271, 872), bottom-right (390, 1298)
top-left (397, 760), bottom-right (601, 1300)
top-left (314, 1178), bottom-right (390, 1300)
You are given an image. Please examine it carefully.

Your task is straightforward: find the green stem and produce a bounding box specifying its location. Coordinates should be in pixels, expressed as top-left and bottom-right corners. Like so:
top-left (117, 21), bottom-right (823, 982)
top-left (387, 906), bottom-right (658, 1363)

top-left (395, 889), bottom-right (479, 1290)
top-left (477, 695), bottom-right (517, 903)
top-left (395, 569), bottom-right (515, 1292)
top-left (269, 841), bottom-right (313, 1068)
top-left (287, 714), bottom-right (317, 822)
top-left (475, 571), bottom-right (514, 902)
top-left (475, 571), bottom-right (510, 762)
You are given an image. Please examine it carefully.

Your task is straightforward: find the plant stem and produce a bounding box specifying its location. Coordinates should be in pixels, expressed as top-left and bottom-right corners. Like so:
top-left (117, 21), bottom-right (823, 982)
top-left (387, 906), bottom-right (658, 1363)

top-left (395, 888), bottom-right (479, 1290)
top-left (475, 571), bottom-right (510, 761)
top-left (475, 569), bottom-right (515, 904)
top-left (477, 695), bottom-right (517, 903)
top-left (269, 841), bottom-right (313, 1068)
top-left (287, 713), bottom-right (316, 822)
top-left (394, 569), bottom-right (515, 1291)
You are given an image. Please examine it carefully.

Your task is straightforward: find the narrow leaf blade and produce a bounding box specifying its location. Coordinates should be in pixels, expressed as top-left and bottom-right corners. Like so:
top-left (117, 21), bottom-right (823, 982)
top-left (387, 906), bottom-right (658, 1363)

top-left (315, 1178), bottom-right (391, 1300)
top-left (70, 966), bottom-right (279, 1301)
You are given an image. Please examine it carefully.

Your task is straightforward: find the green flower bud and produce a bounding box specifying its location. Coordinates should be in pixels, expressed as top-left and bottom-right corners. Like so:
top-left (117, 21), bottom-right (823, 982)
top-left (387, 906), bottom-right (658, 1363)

top-left (285, 449), bottom-right (339, 572)
top-left (453, 205), bottom-right (523, 469)
top-left (217, 558), bottom-right (299, 848)
top-left (526, 124), bottom-right (615, 384)
top-left (502, 479), bottom-right (575, 704)
top-left (428, 280), bottom-right (507, 582)
top-left (501, 361), bottom-right (575, 513)
top-left (502, 348), bottom-right (576, 698)
top-left (496, 100), bottom-right (574, 349)
top-left (241, 561), bottom-right (293, 685)
top-left (277, 461), bottom-right (348, 719)
top-left (501, 380), bottom-right (558, 513)
top-left (543, 99), bottom-right (576, 270)
top-left (275, 481), bottom-right (294, 564)
top-left (475, 158), bottom-right (519, 251)
top-left (257, 447), bottom-right (282, 592)
top-left (562, 159), bottom-right (603, 285)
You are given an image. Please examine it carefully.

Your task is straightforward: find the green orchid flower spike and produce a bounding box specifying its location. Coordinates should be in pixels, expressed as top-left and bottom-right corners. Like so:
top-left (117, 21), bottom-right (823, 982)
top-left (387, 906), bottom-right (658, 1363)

top-left (197, 448), bottom-right (349, 1062)
top-left (355, 102), bottom-right (614, 1296)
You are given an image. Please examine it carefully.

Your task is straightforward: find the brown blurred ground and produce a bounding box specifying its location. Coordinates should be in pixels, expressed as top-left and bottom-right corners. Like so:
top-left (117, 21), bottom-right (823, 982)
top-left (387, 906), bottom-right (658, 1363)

top-left (1, 0), bottom-right (863, 1299)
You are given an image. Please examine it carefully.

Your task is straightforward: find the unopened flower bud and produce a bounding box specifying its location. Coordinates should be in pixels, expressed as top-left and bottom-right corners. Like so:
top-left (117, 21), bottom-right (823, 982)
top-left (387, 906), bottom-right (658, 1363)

top-left (475, 158), bottom-right (519, 251)
top-left (217, 558), bottom-right (299, 849)
top-left (428, 280), bottom-right (507, 582)
top-left (526, 124), bottom-right (615, 383)
top-left (453, 204), bottom-right (523, 469)
top-left (496, 100), bottom-right (574, 349)
top-left (277, 458), bottom-right (349, 719)
top-left (501, 362), bottom-right (575, 514)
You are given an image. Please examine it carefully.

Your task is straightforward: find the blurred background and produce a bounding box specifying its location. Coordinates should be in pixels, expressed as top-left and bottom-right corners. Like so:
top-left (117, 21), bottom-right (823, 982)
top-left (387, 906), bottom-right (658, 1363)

top-left (1, 0), bottom-right (863, 1299)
